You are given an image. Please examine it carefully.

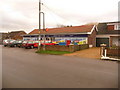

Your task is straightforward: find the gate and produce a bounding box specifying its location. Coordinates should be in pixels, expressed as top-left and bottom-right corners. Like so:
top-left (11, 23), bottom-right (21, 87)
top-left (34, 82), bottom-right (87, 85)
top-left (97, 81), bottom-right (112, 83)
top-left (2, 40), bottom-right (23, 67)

top-left (96, 38), bottom-right (109, 47)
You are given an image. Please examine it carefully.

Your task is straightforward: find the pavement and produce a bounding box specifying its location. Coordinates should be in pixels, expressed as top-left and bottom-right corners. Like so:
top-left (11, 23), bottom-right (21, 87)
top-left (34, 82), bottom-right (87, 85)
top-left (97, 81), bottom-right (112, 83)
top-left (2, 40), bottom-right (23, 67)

top-left (64, 47), bottom-right (101, 59)
top-left (2, 46), bottom-right (118, 88)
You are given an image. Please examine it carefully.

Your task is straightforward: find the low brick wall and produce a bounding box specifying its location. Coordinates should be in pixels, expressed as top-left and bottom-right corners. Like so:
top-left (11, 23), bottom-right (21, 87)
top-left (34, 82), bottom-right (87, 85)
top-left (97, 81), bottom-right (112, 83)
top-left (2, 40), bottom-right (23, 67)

top-left (71, 44), bottom-right (89, 52)
top-left (40, 45), bottom-right (69, 52)
top-left (79, 44), bottom-right (89, 50)
top-left (73, 45), bottom-right (80, 51)
top-left (40, 44), bottom-right (89, 52)
top-left (106, 48), bottom-right (120, 56)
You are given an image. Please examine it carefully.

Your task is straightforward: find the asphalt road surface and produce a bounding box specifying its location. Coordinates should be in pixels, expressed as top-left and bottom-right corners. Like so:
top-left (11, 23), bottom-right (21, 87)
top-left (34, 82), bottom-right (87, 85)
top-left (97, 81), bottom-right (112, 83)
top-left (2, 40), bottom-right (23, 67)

top-left (2, 46), bottom-right (118, 88)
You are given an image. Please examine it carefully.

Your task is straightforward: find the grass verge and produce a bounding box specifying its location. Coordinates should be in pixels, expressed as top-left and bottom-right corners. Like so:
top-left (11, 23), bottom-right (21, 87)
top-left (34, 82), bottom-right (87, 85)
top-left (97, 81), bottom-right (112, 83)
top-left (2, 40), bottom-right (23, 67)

top-left (36, 50), bottom-right (71, 55)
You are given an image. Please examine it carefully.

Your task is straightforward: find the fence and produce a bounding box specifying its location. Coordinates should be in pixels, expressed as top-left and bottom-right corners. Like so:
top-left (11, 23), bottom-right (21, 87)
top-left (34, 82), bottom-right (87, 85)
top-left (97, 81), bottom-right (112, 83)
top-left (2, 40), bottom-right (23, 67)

top-left (100, 44), bottom-right (120, 60)
top-left (40, 44), bottom-right (89, 52)
top-left (106, 48), bottom-right (120, 56)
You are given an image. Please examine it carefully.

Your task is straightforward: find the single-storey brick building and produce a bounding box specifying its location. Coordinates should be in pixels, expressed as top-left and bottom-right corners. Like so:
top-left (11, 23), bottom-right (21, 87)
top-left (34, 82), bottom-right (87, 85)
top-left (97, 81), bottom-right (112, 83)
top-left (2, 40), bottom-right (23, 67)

top-left (23, 25), bottom-right (98, 47)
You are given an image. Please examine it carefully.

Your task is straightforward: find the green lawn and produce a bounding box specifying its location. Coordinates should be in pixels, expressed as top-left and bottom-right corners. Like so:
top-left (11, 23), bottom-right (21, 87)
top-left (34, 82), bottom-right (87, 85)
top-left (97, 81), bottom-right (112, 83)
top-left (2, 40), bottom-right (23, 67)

top-left (36, 50), bottom-right (71, 55)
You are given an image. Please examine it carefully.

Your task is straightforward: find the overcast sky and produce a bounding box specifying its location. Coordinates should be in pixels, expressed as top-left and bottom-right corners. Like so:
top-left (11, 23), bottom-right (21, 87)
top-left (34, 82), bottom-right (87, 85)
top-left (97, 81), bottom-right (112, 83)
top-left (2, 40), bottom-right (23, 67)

top-left (0, 0), bottom-right (119, 33)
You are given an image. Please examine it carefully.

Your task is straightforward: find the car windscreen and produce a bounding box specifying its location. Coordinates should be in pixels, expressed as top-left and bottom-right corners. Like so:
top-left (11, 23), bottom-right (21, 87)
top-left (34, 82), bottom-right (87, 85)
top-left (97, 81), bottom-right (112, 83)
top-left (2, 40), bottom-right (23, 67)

top-left (3, 40), bottom-right (9, 43)
top-left (10, 40), bottom-right (16, 43)
top-left (17, 41), bottom-right (22, 43)
top-left (34, 41), bottom-right (39, 43)
top-left (23, 41), bottom-right (27, 43)
top-left (28, 41), bottom-right (34, 44)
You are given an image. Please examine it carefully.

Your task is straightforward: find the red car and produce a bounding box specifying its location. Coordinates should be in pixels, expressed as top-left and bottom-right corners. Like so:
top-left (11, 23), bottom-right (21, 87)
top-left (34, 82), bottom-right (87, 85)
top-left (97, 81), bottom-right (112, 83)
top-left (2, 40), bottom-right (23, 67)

top-left (34, 40), bottom-right (55, 48)
top-left (33, 41), bottom-right (40, 48)
top-left (22, 41), bottom-right (34, 49)
top-left (42, 43), bottom-right (55, 45)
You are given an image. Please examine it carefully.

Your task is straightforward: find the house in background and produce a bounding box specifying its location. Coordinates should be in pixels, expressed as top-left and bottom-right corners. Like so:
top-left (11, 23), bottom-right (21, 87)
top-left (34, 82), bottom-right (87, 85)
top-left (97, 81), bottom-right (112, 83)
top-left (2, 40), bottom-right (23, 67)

top-left (0, 33), bottom-right (8, 40)
top-left (0, 31), bottom-right (26, 44)
top-left (7, 31), bottom-right (26, 40)
top-left (23, 25), bottom-right (98, 47)
top-left (96, 22), bottom-right (120, 47)
top-left (0, 33), bottom-right (9, 44)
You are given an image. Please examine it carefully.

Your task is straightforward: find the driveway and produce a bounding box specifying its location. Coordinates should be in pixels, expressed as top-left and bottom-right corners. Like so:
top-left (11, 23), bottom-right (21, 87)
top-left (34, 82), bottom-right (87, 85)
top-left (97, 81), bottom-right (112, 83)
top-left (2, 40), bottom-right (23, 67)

top-left (2, 46), bottom-right (118, 88)
top-left (64, 47), bottom-right (101, 59)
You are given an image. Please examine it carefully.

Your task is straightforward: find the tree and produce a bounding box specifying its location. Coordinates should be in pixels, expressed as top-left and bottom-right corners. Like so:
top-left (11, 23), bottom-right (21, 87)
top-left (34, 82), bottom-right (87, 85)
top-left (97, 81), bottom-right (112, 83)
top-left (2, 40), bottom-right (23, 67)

top-left (56, 24), bottom-right (72, 28)
top-left (56, 24), bottom-right (66, 28)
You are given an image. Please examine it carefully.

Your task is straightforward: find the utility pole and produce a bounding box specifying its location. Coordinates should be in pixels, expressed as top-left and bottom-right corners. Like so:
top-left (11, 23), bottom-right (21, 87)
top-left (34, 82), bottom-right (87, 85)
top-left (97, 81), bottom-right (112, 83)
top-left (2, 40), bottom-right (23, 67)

top-left (42, 12), bottom-right (46, 51)
top-left (38, 0), bottom-right (41, 50)
top-left (38, 0), bottom-right (46, 51)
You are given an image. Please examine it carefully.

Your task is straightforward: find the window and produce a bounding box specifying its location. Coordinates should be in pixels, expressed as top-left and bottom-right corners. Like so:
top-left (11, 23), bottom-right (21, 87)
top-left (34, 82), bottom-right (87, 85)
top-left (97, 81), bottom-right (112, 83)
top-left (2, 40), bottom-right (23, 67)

top-left (114, 24), bottom-right (120, 30)
top-left (107, 23), bottom-right (120, 30)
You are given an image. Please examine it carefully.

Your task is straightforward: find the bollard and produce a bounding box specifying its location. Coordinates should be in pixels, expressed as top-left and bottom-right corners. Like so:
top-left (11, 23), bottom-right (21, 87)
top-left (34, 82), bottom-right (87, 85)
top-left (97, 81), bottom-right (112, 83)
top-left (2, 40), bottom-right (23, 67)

top-left (105, 49), bottom-right (107, 57)
top-left (100, 44), bottom-right (107, 57)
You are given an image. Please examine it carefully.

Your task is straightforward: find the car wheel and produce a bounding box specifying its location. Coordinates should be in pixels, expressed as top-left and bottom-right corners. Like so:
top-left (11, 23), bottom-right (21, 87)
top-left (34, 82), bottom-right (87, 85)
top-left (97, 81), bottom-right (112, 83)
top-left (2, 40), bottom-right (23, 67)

top-left (14, 45), bottom-right (17, 47)
top-left (31, 46), bottom-right (34, 49)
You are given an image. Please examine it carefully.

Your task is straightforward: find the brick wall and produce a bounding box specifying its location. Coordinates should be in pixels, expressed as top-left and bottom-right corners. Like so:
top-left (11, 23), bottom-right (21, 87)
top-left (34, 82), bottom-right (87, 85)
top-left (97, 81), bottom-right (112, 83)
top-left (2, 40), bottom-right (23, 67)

top-left (41, 45), bottom-right (70, 52)
top-left (107, 25), bottom-right (114, 30)
top-left (110, 36), bottom-right (112, 47)
top-left (106, 48), bottom-right (120, 56)
top-left (40, 44), bottom-right (89, 52)
top-left (88, 29), bottom-right (97, 47)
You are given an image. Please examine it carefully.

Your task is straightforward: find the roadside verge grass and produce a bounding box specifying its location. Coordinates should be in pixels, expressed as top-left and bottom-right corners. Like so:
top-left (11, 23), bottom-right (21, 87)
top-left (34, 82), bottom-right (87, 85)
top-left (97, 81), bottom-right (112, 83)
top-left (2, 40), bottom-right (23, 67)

top-left (36, 50), bottom-right (71, 55)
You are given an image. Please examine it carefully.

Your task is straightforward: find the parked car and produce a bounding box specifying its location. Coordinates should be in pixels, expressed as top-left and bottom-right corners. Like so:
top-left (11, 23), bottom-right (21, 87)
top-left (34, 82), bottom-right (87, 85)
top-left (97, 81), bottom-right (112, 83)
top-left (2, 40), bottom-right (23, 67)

top-left (14, 40), bottom-right (23, 48)
top-left (41, 43), bottom-right (55, 45)
top-left (8, 40), bottom-right (16, 47)
top-left (21, 41), bottom-right (27, 48)
top-left (3, 39), bottom-right (16, 47)
top-left (33, 40), bottom-right (55, 48)
top-left (8, 40), bottom-right (23, 47)
top-left (33, 41), bottom-right (40, 48)
top-left (22, 41), bottom-right (35, 49)
top-left (3, 39), bottom-right (10, 47)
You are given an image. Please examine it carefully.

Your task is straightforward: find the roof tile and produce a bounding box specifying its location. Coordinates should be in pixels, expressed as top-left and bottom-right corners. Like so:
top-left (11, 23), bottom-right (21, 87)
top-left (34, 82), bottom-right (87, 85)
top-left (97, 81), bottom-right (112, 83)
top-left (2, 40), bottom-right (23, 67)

top-left (29, 25), bottom-right (94, 34)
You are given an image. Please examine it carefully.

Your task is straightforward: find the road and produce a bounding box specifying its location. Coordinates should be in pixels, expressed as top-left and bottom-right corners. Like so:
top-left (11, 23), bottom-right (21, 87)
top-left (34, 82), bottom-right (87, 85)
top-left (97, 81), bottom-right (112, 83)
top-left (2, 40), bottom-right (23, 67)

top-left (2, 46), bottom-right (118, 88)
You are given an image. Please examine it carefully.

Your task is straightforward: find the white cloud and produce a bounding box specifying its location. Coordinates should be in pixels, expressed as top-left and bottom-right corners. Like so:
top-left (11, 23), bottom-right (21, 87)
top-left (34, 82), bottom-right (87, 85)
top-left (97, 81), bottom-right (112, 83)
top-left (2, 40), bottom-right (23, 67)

top-left (0, 0), bottom-right (119, 33)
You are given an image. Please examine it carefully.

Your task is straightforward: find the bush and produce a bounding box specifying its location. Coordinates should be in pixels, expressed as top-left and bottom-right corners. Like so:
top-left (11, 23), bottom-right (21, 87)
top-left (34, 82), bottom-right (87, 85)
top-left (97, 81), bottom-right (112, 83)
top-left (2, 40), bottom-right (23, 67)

top-left (109, 45), bottom-right (120, 49)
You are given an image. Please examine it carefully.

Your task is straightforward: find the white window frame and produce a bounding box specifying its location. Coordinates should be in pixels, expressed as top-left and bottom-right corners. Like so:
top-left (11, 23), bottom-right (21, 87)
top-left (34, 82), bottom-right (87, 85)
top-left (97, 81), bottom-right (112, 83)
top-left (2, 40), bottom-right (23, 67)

top-left (114, 24), bottom-right (120, 30)
top-left (107, 23), bottom-right (120, 30)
